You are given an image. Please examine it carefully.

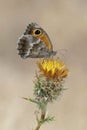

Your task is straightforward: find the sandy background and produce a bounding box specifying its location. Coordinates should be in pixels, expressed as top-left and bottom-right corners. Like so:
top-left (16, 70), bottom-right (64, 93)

top-left (0, 0), bottom-right (87, 130)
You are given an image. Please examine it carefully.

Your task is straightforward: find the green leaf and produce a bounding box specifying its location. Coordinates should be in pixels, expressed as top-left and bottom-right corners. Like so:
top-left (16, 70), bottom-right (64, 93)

top-left (22, 97), bottom-right (47, 109)
top-left (22, 97), bottom-right (30, 101)
top-left (22, 97), bottom-right (39, 105)
top-left (39, 116), bottom-right (55, 125)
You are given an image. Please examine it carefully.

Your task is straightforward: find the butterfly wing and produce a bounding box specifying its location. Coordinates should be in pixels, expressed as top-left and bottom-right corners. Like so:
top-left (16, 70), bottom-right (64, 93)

top-left (17, 23), bottom-right (56, 58)
top-left (17, 34), bottom-right (55, 58)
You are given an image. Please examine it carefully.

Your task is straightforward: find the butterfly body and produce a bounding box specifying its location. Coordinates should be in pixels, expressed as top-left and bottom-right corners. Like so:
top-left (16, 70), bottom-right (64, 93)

top-left (17, 23), bottom-right (56, 58)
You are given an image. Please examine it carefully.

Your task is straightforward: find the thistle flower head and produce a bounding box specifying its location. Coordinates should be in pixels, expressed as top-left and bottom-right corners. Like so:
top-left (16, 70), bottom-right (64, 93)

top-left (34, 58), bottom-right (69, 103)
top-left (37, 58), bottom-right (68, 80)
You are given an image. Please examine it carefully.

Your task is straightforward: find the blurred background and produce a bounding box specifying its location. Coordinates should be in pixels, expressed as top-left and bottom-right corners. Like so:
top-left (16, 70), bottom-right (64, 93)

top-left (0, 0), bottom-right (87, 130)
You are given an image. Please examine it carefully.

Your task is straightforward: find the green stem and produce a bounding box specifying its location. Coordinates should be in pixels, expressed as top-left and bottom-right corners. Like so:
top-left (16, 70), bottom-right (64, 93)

top-left (35, 104), bottom-right (47, 130)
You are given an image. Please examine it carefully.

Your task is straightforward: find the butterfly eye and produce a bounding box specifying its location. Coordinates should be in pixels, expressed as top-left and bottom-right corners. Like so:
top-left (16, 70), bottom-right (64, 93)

top-left (34, 29), bottom-right (42, 35)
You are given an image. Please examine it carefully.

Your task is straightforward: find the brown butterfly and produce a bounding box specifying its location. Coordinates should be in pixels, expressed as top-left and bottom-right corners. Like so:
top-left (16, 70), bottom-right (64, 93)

top-left (17, 23), bottom-right (56, 58)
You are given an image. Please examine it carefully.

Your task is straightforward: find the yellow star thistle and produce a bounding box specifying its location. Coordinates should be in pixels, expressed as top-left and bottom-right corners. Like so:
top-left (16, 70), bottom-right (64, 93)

top-left (37, 58), bottom-right (68, 80)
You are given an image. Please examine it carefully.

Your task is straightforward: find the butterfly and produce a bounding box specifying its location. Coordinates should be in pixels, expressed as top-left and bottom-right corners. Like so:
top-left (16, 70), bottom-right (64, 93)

top-left (17, 23), bottom-right (56, 58)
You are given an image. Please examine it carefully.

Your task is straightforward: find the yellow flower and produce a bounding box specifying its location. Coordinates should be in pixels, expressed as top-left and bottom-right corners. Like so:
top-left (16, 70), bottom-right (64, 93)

top-left (37, 58), bottom-right (68, 80)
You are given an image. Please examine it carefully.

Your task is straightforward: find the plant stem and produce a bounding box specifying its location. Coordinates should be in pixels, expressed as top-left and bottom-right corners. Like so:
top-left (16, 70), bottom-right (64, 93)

top-left (35, 105), bottom-right (47, 130)
top-left (35, 124), bottom-right (41, 130)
